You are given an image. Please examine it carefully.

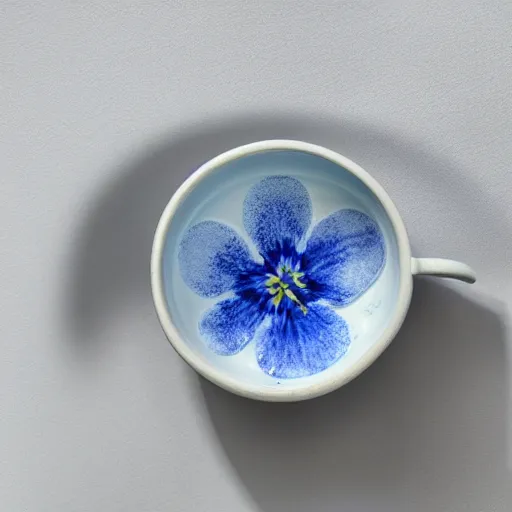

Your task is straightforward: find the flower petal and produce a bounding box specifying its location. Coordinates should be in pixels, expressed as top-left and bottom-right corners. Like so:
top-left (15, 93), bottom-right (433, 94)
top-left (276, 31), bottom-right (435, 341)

top-left (243, 176), bottom-right (312, 262)
top-left (303, 209), bottom-right (385, 306)
top-left (179, 221), bottom-right (253, 298)
top-left (256, 304), bottom-right (350, 378)
top-left (200, 297), bottom-right (263, 355)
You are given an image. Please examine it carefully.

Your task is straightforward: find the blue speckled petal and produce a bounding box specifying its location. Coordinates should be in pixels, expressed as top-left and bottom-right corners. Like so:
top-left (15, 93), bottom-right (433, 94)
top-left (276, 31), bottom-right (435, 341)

top-left (178, 221), bottom-right (253, 298)
top-left (200, 297), bottom-right (264, 355)
top-left (256, 304), bottom-right (350, 379)
top-left (243, 176), bottom-right (312, 261)
top-left (303, 209), bottom-right (385, 306)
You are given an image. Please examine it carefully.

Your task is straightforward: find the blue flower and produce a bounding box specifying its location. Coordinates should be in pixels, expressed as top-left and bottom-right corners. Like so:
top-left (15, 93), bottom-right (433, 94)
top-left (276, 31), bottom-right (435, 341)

top-left (178, 176), bottom-right (385, 379)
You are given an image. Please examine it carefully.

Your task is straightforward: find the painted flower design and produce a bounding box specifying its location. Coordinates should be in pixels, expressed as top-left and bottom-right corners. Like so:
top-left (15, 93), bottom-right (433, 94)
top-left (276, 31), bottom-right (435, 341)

top-left (179, 176), bottom-right (385, 379)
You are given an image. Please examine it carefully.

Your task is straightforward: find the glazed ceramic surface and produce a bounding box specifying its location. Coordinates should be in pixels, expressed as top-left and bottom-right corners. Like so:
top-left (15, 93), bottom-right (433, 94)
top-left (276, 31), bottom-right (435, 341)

top-left (152, 141), bottom-right (475, 401)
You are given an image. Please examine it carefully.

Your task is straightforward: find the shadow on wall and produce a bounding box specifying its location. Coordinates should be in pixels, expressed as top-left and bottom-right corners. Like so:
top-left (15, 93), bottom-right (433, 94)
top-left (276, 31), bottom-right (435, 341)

top-left (64, 110), bottom-right (508, 344)
top-left (200, 280), bottom-right (510, 512)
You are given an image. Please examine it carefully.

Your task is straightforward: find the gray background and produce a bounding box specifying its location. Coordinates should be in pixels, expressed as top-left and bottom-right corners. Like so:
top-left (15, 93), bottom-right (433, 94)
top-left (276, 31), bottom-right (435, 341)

top-left (2, 1), bottom-right (511, 511)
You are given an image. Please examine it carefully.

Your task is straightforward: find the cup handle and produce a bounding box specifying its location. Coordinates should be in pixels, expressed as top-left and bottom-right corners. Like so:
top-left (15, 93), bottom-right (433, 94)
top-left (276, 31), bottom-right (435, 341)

top-left (411, 258), bottom-right (476, 284)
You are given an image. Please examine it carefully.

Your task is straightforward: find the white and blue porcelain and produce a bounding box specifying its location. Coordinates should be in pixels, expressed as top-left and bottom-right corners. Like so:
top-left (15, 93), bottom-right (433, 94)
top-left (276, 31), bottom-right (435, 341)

top-left (151, 140), bottom-right (475, 401)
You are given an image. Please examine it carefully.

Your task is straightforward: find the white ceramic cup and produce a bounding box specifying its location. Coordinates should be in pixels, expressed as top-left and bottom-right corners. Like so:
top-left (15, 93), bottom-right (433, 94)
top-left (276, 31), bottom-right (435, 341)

top-left (151, 140), bottom-right (475, 401)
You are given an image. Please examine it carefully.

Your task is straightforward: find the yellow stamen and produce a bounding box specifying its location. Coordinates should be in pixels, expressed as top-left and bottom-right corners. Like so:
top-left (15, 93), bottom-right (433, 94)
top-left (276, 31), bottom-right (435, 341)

top-left (265, 276), bottom-right (281, 287)
top-left (284, 288), bottom-right (308, 315)
top-left (272, 288), bottom-right (284, 307)
top-left (265, 270), bottom-right (308, 314)
top-left (290, 271), bottom-right (307, 289)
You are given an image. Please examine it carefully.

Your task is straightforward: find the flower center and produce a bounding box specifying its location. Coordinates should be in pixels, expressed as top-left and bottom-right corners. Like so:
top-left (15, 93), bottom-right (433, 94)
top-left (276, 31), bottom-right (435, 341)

top-left (265, 265), bottom-right (308, 315)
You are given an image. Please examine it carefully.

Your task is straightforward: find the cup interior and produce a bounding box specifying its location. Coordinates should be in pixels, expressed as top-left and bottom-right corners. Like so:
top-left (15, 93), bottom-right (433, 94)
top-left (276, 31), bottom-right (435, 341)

top-left (157, 148), bottom-right (404, 396)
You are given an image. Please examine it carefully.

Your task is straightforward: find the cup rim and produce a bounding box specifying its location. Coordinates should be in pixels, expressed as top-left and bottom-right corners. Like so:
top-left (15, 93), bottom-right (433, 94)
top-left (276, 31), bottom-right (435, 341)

top-left (151, 140), bottom-right (413, 401)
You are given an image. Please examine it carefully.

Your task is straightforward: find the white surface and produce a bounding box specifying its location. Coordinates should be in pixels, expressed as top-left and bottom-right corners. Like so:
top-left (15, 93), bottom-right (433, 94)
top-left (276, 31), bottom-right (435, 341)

top-left (1, 1), bottom-right (511, 511)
